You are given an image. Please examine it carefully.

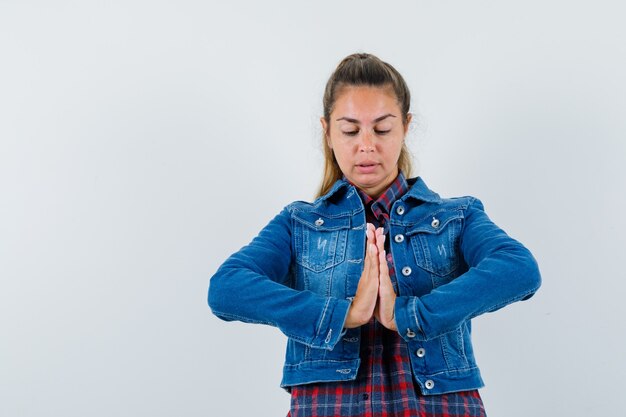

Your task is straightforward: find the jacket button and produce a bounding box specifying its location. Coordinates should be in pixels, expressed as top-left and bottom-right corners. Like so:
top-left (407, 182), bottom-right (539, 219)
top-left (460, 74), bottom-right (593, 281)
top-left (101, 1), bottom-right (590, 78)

top-left (315, 218), bottom-right (324, 226)
top-left (431, 218), bottom-right (440, 228)
top-left (396, 206), bottom-right (405, 215)
top-left (416, 348), bottom-right (426, 358)
top-left (402, 266), bottom-right (412, 276)
top-left (394, 234), bottom-right (405, 243)
top-left (425, 380), bottom-right (435, 390)
top-left (406, 329), bottom-right (416, 338)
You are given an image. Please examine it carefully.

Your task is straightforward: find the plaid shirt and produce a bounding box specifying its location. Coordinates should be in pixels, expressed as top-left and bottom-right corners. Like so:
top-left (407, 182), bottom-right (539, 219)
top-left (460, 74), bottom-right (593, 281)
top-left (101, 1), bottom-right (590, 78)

top-left (288, 173), bottom-right (486, 417)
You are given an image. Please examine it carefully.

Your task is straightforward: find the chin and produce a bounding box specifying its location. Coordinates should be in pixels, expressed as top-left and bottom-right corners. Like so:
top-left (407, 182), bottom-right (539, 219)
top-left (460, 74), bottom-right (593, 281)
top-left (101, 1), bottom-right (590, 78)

top-left (351, 176), bottom-right (379, 186)
top-left (355, 180), bottom-right (384, 192)
top-left (355, 172), bottom-right (385, 183)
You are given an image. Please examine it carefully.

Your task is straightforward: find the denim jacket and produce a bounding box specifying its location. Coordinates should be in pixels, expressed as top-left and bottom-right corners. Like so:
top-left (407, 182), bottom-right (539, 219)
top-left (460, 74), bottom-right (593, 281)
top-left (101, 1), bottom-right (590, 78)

top-left (208, 176), bottom-right (541, 395)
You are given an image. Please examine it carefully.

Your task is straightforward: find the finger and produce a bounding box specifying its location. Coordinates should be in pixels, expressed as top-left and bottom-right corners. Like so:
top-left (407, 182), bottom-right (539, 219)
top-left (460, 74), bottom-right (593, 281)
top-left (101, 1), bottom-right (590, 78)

top-left (362, 241), bottom-right (372, 273)
top-left (377, 239), bottom-right (391, 286)
top-left (378, 256), bottom-right (395, 303)
top-left (366, 225), bottom-right (377, 258)
top-left (360, 244), bottom-right (380, 303)
top-left (368, 243), bottom-right (379, 274)
top-left (379, 245), bottom-right (390, 279)
top-left (359, 244), bottom-right (376, 288)
top-left (379, 252), bottom-right (390, 282)
top-left (362, 243), bottom-right (377, 282)
top-left (372, 227), bottom-right (381, 246)
top-left (375, 232), bottom-right (386, 253)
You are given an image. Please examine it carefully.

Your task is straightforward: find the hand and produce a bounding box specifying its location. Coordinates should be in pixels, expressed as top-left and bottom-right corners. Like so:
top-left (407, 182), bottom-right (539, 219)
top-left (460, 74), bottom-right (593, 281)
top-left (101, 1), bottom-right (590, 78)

top-left (344, 223), bottom-right (380, 328)
top-left (373, 228), bottom-right (398, 331)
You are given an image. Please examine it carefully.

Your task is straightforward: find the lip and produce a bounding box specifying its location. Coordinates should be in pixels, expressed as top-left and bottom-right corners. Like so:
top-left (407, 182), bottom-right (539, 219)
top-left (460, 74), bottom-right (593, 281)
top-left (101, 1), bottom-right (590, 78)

top-left (355, 161), bottom-right (379, 174)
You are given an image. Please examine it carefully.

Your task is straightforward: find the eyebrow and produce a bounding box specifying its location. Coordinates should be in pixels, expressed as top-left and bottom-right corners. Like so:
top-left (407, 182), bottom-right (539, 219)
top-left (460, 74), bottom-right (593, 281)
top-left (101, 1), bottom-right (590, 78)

top-left (335, 114), bottom-right (397, 124)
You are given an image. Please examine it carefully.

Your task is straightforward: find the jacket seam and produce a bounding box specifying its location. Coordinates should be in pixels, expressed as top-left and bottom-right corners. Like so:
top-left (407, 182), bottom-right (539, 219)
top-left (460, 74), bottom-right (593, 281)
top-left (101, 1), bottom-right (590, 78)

top-left (211, 309), bottom-right (274, 326)
top-left (212, 310), bottom-right (315, 346)
top-left (315, 298), bottom-right (331, 343)
top-left (284, 358), bottom-right (359, 368)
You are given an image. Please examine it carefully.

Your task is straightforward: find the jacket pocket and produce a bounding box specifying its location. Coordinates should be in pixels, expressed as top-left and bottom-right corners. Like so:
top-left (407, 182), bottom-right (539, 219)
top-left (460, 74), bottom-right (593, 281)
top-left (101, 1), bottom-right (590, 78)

top-left (292, 211), bottom-right (350, 273)
top-left (407, 210), bottom-right (463, 286)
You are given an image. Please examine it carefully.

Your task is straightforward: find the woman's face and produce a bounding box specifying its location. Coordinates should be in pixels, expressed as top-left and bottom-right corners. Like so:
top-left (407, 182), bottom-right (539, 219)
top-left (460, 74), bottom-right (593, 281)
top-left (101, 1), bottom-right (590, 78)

top-left (322, 85), bottom-right (410, 198)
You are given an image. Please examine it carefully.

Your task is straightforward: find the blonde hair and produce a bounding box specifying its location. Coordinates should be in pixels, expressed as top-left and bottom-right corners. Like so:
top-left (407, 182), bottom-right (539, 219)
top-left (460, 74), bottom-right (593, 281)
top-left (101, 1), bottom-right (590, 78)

top-left (317, 53), bottom-right (413, 198)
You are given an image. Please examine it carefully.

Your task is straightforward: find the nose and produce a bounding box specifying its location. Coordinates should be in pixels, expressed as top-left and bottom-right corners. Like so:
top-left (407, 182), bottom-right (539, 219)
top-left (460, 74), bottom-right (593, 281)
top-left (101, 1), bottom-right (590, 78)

top-left (359, 131), bottom-right (374, 153)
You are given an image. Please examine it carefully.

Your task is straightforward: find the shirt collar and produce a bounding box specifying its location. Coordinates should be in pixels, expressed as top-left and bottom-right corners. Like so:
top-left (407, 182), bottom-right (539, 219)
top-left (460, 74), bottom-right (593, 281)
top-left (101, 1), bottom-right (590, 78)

top-left (354, 172), bottom-right (410, 218)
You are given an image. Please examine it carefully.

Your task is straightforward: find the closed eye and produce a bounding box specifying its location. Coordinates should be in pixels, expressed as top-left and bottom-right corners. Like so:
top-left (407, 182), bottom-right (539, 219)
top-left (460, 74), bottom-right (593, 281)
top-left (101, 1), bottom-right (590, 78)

top-left (375, 129), bottom-right (391, 135)
top-left (342, 130), bottom-right (359, 136)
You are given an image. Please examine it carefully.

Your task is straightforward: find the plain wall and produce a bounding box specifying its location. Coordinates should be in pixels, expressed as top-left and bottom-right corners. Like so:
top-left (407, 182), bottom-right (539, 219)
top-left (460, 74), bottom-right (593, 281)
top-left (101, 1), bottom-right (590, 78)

top-left (1, 1), bottom-right (625, 416)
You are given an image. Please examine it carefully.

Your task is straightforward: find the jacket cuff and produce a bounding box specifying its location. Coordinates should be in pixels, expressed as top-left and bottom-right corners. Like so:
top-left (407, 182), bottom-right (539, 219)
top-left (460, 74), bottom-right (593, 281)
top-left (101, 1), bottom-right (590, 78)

top-left (310, 297), bottom-right (351, 350)
top-left (395, 296), bottom-right (426, 342)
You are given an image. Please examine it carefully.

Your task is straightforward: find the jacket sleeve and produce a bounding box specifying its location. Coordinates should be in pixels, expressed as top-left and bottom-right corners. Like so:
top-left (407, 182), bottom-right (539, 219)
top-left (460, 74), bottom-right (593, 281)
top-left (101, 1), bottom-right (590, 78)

top-left (208, 205), bottom-right (351, 350)
top-left (394, 197), bottom-right (541, 342)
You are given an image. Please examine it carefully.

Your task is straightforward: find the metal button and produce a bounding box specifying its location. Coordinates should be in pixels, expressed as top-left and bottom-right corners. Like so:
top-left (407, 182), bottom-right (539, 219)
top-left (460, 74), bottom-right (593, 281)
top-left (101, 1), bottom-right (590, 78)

top-left (396, 206), bottom-right (405, 215)
top-left (406, 329), bottom-right (416, 338)
top-left (394, 234), bottom-right (404, 243)
top-left (416, 348), bottom-right (426, 358)
top-left (431, 217), bottom-right (440, 228)
top-left (402, 266), bottom-right (412, 276)
top-left (425, 380), bottom-right (435, 390)
top-left (315, 218), bottom-right (324, 226)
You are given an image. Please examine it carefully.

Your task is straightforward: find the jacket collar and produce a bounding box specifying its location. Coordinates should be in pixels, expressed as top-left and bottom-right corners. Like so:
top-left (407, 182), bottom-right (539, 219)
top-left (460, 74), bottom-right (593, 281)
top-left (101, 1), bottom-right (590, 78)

top-left (320, 175), bottom-right (441, 204)
top-left (404, 176), bottom-right (442, 203)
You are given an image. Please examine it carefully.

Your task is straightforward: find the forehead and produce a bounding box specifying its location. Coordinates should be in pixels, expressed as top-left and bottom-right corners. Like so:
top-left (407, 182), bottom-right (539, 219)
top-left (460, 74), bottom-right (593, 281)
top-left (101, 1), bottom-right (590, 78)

top-left (332, 85), bottom-right (400, 120)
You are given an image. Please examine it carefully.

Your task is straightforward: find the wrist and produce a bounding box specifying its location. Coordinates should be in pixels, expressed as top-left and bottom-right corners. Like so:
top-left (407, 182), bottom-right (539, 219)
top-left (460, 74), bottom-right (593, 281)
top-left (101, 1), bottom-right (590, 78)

top-left (344, 304), bottom-right (370, 328)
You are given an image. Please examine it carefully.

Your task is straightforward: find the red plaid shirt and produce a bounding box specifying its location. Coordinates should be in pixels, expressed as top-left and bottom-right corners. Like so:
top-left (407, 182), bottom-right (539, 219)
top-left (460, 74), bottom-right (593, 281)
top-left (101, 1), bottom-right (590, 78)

top-left (288, 173), bottom-right (486, 417)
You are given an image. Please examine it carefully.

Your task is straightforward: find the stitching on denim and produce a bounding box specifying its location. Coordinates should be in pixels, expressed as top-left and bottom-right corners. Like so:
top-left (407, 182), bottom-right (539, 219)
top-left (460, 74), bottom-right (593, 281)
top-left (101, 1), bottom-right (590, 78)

top-left (404, 212), bottom-right (464, 235)
top-left (390, 198), bottom-right (470, 228)
top-left (473, 286), bottom-right (540, 318)
top-left (411, 297), bottom-right (421, 334)
top-left (439, 326), bottom-right (468, 369)
top-left (420, 286), bottom-right (540, 341)
top-left (417, 365), bottom-right (480, 376)
top-left (282, 332), bottom-right (310, 345)
top-left (292, 214), bottom-right (351, 231)
top-left (441, 332), bottom-right (452, 367)
top-left (293, 228), bottom-right (347, 273)
top-left (211, 310), bottom-right (274, 326)
top-left (315, 298), bottom-right (331, 342)
top-left (284, 359), bottom-right (360, 368)
top-left (213, 309), bottom-right (317, 345)
top-left (458, 325), bottom-right (468, 364)
top-left (292, 202), bottom-right (363, 219)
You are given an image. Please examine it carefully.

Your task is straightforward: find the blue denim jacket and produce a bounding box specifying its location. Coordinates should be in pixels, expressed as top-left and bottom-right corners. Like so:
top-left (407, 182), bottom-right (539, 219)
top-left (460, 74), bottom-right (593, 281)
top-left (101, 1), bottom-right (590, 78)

top-left (208, 176), bottom-right (541, 394)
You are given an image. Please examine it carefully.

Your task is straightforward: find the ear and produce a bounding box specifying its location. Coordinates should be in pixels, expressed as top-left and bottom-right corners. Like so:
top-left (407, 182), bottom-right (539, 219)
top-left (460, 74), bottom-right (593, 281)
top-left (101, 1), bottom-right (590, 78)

top-left (320, 117), bottom-right (331, 148)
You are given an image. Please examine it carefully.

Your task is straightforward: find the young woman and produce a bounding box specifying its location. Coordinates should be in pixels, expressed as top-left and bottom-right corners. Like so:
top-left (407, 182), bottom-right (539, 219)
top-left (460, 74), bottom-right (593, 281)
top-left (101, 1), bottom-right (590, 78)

top-left (208, 53), bottom-right (541, 417)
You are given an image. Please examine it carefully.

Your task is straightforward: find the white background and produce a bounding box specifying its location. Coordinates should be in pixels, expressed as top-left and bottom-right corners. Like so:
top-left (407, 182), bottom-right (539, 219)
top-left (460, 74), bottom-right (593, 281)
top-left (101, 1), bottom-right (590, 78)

top-left (2, 1), bottom-right (625, 416)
